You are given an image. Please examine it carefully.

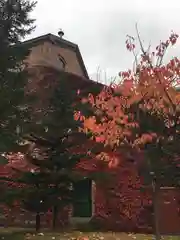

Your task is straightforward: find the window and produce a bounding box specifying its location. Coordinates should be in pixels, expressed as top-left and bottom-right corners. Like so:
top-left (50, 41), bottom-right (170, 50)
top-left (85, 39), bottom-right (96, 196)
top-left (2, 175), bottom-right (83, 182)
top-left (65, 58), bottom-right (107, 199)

top-left (58, 54), bottom-right (66, 70)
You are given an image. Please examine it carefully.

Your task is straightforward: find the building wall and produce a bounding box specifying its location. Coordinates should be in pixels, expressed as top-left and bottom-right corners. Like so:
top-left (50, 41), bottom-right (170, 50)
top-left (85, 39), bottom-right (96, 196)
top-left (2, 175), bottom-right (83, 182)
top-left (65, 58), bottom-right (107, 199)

top-left (75, 154), bottom-right (180, 234)
top-left (1, 134), bottom-right (180, 234)
top-left (158, 188), bottom-right (180, 234)
top-left (1, 67), bottom-right (180, 233)
top-left (90, 162), bottom-right (180, 234)
top-left (25, 41), bottom-right (85, 77)
top-left (90, 160), bottom-right (153, 233)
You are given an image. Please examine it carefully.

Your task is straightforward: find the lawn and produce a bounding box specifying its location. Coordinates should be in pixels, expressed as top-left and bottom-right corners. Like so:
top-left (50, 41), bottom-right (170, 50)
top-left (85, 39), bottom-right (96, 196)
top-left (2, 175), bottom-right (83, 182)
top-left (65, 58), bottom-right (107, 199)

top-left (0, 228), bottom-right (180, 240)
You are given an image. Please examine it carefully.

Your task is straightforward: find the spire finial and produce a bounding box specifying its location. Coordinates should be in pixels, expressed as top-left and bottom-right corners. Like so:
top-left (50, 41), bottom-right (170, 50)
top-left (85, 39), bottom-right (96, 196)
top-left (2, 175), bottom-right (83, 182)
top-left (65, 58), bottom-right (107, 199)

top-left (58, 29), bottom-right (64, 38)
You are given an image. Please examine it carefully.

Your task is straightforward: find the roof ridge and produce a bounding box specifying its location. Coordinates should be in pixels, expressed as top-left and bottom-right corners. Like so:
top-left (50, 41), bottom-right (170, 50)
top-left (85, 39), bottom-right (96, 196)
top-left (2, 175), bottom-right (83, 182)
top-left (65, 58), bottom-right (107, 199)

top-left (21, 33), bottom-right (78, 49)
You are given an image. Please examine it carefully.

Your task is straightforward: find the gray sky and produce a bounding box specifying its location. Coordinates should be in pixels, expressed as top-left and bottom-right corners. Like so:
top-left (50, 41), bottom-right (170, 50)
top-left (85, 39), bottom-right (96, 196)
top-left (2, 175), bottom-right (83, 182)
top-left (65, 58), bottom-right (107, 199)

top-left (28, 0), bottom-right (180, 83)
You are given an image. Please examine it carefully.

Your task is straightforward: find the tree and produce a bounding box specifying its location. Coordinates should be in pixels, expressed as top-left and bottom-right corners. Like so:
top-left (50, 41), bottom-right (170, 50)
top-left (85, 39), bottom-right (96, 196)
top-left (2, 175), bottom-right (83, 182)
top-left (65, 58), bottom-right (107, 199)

top-left (0, 0), bottom-right (37, 216)
top-left (11, 78), bottom-right (103, 231)
top-left (0, 0), bottom-right (36, 155)
top-left (10, 170), bottom-right (53, 232)
top-left (76, 28), bottom-right (180, 239)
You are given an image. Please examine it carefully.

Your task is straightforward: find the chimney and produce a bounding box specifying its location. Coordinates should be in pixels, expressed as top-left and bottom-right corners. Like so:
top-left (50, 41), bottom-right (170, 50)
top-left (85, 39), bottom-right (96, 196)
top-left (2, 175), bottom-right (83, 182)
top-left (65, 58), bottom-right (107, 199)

top-left (58, 29), bottom-right (64, 38)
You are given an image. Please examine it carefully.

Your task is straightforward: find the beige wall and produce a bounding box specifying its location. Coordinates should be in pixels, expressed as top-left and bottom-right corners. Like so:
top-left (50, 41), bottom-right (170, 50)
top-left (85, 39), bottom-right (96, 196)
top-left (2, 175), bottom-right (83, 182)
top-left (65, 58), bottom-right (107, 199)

top-left (25, 41), bottom-right (85, 77)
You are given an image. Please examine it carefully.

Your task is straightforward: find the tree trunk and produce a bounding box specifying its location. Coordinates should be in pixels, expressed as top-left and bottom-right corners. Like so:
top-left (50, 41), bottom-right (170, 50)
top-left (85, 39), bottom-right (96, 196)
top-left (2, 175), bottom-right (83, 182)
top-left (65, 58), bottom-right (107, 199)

top-left (52, 205), bottom-right (58, 230)
top-left (35, 212), bottom-right (41, 232)
top-left (152, 180), bottom-right (161, 240)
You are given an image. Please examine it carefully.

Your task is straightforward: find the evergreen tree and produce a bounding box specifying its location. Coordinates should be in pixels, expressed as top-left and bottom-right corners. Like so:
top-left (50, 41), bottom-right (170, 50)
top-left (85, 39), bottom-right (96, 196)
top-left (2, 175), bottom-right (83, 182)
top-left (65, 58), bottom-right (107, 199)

top-left (12, 170), bottom-right (52, 231)
top-left (0, 0), bottom-right (36, 156)
top-left (14, 79), bottom-right (102, 230)
top-left (0, 0), bottom-right (37, 219)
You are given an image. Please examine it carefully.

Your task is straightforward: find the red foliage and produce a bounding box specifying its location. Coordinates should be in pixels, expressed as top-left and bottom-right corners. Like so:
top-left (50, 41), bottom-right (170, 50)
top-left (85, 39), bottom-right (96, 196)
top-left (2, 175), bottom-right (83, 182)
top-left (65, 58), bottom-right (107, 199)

top-left (74, 31), bottom-right (180, 231)
top-left (76, 31), bottom-right (180, 156)
top-left (1, 38), bottom-right (180, 230)
top-left (83, 152), bottom-right (152, 232)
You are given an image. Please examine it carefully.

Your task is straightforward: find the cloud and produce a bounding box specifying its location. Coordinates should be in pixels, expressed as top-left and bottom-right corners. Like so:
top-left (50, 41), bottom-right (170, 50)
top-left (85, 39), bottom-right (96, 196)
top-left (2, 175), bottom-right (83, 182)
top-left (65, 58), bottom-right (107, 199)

top-left (29, 0), bottom-right (180, 82)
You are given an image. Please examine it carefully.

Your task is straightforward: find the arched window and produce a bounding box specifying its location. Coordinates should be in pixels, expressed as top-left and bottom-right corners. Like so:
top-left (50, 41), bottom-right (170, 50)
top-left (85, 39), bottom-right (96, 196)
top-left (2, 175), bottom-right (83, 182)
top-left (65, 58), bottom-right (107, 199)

top-left (58, 54), bottom-right (66, 70)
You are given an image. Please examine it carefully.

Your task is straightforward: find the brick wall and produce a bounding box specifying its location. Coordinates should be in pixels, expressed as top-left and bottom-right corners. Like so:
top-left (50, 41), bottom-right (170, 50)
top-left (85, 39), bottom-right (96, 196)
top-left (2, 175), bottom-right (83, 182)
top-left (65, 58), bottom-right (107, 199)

top-left (25, 41), bottom-right (85, 77)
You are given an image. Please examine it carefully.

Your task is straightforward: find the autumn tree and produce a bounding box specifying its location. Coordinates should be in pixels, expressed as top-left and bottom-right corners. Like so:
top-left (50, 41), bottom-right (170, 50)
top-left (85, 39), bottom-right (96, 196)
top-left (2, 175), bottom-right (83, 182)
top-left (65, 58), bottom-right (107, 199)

top-left (76, 27), bottom-right (180, 239)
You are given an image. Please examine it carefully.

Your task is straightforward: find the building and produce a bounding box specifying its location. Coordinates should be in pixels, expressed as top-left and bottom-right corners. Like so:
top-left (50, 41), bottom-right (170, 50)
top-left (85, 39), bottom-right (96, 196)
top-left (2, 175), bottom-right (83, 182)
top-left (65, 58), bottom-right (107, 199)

top-left (1, 31), bottom-right (180, 234)
top-left (1, 30), bottom-right (103, 229)
top-left (23, 30), bottom-right (88, 78)
top-left (22, 31), bottom-right (104, 225)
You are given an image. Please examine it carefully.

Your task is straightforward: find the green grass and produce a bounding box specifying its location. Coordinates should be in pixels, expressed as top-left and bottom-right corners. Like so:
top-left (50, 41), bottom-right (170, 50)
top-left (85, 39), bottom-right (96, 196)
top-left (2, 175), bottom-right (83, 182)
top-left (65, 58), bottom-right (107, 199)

top-left (0, 228), bottom-right (180, 240)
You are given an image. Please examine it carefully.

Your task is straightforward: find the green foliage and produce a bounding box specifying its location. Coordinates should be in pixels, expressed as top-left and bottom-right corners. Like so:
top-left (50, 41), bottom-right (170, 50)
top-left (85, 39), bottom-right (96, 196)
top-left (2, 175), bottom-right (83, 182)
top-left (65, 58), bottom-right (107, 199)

top-left (14, 79), bottom-right (96, 221)
top-left (0, 155), bottom-right (8, 165)
top-left (0, 0), bottom-right (36, 153)
top-left (0, 0), bottom-right (37, 215)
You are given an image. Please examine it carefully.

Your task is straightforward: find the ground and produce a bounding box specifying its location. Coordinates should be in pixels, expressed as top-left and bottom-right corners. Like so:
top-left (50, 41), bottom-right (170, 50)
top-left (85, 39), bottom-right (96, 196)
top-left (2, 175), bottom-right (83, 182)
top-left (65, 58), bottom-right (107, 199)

top-left (0, 228), bottom-right (180, 240)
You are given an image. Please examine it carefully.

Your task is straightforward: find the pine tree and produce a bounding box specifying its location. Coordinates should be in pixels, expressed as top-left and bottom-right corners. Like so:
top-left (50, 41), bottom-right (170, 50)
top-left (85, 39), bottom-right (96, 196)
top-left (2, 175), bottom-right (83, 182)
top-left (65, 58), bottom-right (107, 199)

top-left (15, 79), bottom-right (101, 230)
top-left (0, 0), bottom-right (37, 219)
top-left (0, 0), bottom-right (36, 156)
top-left (12, 170), bottom-right (52, 231)
top-left (20, 134), bottom-right (86, 231)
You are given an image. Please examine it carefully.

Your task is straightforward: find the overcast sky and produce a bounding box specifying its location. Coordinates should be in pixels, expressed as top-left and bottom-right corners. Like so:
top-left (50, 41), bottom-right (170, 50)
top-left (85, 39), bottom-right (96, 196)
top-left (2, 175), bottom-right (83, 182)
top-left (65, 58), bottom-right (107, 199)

top-left (28, 0), bottom-right (180, 83)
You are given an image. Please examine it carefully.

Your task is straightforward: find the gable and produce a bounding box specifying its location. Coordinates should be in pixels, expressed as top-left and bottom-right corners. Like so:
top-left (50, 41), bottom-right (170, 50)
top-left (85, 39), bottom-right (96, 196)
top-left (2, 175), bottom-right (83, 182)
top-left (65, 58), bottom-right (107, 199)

top-left (22, 34), bottom-right (89, 79)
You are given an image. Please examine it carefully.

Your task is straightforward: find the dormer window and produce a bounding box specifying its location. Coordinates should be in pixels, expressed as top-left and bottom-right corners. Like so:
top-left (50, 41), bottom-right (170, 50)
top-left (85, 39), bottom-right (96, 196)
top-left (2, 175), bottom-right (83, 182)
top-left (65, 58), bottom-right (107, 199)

top-left (58, 54), bottom-right (66, 70)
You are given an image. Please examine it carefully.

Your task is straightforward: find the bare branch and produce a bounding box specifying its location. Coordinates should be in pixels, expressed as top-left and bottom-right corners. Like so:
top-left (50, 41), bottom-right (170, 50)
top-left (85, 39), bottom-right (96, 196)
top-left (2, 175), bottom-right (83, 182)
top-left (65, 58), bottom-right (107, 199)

top-left (135, 23), bottom-right (176, 113)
